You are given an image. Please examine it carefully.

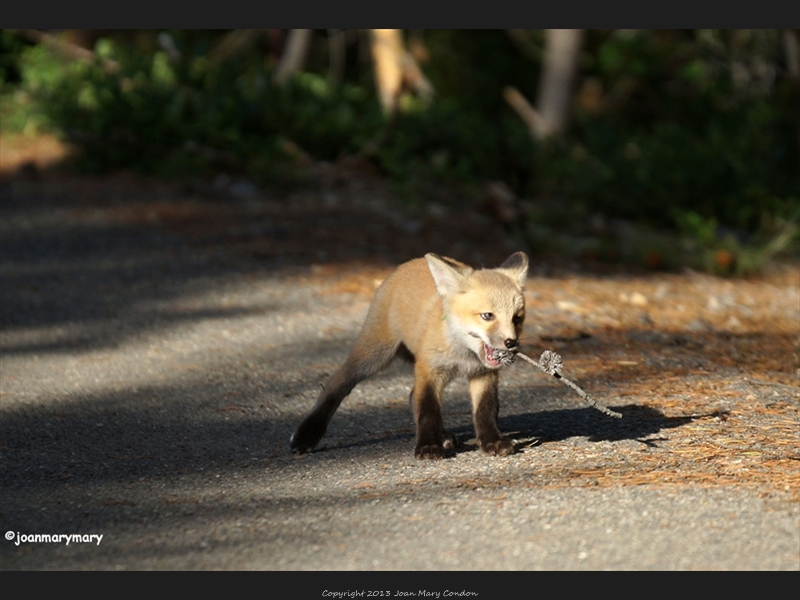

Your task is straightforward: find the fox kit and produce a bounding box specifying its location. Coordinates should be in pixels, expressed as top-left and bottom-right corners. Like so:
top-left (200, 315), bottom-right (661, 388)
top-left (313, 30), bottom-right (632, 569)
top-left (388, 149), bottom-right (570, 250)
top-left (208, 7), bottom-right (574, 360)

top-left (290, 251), bottom-right (528, 459)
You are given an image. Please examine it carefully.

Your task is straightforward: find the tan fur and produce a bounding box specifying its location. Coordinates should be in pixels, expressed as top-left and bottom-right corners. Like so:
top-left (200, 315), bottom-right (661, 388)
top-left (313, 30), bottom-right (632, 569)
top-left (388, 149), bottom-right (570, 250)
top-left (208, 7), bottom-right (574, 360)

top-left (290, 252), bottom-right (528, 459)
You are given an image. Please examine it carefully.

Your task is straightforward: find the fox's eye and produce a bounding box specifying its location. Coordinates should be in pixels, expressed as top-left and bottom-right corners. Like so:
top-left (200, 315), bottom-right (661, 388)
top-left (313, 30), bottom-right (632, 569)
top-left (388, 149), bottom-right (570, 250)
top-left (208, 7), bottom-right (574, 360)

top-left (513, 314), bottom-right (524, 325)
top-left (480, 313), bottom-right (495, 321)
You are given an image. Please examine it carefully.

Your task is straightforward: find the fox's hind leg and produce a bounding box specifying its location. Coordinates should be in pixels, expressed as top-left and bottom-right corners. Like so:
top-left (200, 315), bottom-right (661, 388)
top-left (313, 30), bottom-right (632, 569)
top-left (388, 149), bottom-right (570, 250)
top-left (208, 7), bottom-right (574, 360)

top-left (290, 338), bottom-right (399, 455)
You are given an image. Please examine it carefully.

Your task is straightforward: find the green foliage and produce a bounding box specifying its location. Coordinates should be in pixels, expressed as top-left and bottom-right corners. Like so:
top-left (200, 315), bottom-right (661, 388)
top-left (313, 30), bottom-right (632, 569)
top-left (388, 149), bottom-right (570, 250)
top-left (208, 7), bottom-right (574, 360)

top-left (512, 31), bottom-right (798, 273)
top-left (530, 29), bottom-right (799, 262)
top-left (422, 30), bottom-right (542, 115)
top-left (3, 33), bottom-right (383, 180)
top-left (2, 29), bottom-right (797, 272)
top-left (0, 30), bottom-right (31, 86)
top-left (537, 106), bottom-right (798, 232)
top-left (671, 208), bottom-right (799, 276)
top-left (375, 100), bottom-right (536, 194)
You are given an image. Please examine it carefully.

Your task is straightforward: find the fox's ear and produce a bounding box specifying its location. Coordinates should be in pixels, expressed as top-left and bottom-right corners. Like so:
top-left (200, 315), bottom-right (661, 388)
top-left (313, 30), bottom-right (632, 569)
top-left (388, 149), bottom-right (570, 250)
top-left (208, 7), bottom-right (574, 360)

top-left (425, 253), bottom-right (471, 297)
top-left (497, 251), bottom-right (528, 288)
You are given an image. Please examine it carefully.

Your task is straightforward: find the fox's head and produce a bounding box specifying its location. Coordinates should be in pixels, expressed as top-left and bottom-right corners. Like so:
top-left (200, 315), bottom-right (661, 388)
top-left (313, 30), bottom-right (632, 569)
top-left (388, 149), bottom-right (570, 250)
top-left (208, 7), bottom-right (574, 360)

top-left (426, 252), bottom-right (528, 369)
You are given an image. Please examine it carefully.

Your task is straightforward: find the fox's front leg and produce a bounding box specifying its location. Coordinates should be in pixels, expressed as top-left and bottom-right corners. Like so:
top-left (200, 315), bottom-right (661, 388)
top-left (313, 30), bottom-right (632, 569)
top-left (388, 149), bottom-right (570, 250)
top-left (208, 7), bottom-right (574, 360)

top-left (470, 371), bottom-right (515, 456)
top-left (411, 366), bottom-right (450, 459)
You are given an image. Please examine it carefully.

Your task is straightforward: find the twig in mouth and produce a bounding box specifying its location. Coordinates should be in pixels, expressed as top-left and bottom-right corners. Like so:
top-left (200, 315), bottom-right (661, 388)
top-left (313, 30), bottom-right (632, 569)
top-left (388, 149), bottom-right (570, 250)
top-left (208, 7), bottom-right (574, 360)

top-left (492, 348), bottom-right (622, 418)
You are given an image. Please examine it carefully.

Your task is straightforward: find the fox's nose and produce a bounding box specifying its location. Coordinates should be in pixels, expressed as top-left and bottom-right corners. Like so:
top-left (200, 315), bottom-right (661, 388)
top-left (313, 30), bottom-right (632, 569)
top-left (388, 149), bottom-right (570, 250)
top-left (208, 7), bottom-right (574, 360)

top-left (504, 338), bottom-right (518, 349)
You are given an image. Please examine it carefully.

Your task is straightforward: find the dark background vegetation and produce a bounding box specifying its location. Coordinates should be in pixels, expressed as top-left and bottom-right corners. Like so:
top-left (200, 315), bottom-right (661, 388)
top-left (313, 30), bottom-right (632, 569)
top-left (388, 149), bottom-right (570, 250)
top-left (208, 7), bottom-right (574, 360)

top-left (1, 29), bottom-right (798, 274)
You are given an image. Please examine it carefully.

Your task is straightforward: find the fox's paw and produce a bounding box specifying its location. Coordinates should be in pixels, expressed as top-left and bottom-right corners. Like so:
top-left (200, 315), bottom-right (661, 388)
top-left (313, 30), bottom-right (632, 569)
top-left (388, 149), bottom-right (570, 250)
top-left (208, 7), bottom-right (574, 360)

top-left (479, 437), bottom-right (515, 457)
top-left (289, 431), bottom-right (315, 455)
top-left (415, 443), bottom-right (446, 460)
top-left (289, 420), bottom-right (325, 455)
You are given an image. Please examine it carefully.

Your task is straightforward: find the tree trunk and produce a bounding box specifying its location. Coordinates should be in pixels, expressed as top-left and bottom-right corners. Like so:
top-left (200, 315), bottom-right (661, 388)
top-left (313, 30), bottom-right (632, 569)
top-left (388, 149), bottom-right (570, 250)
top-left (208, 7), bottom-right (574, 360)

top-left (369, 29), bottom-right (433, 114)
top-left (208, 29), bottom-right (262, 63)
top-left (504, 29), bottom-right (584, 141)
top-left (536, 29), bottom-right (584, 138)
top-left (327, 29), bottom-right (346, 85)
top-left (783, 29), bottom-right (799, 79)
top-left (274, 29), bottom-right (312, 85)
top-left (369, 29), bottom-right (405, 113)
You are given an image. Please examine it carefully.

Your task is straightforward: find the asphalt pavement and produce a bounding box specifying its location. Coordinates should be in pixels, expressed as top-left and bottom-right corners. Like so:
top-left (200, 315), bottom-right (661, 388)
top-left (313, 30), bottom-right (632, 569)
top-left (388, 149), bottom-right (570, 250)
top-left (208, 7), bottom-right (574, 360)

top-left (1, 176), bottom-right (798, 575)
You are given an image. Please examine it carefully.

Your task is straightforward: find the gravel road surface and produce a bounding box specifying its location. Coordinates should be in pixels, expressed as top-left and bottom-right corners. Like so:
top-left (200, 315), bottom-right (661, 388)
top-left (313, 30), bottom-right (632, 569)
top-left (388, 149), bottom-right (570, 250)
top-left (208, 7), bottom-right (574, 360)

top-left (1, 174), bottom-right (798, 574)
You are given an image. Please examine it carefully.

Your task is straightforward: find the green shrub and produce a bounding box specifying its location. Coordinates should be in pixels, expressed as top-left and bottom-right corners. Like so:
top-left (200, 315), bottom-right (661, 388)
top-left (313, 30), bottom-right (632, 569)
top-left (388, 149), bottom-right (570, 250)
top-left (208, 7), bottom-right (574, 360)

top-left (2, 29), bottom-right (797, 266)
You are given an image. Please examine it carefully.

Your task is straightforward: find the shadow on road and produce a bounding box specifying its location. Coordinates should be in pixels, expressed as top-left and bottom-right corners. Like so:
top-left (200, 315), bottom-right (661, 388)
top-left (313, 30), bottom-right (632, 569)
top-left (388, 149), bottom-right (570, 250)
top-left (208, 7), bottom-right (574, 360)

top-left (502, 404), bottom-right (725, 444)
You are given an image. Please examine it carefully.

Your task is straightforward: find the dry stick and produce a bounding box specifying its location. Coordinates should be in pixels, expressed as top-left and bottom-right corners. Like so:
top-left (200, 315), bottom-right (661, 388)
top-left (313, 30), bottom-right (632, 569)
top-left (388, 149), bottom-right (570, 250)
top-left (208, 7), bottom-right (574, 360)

top-left (493, 349), bottom-right (622, 418)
